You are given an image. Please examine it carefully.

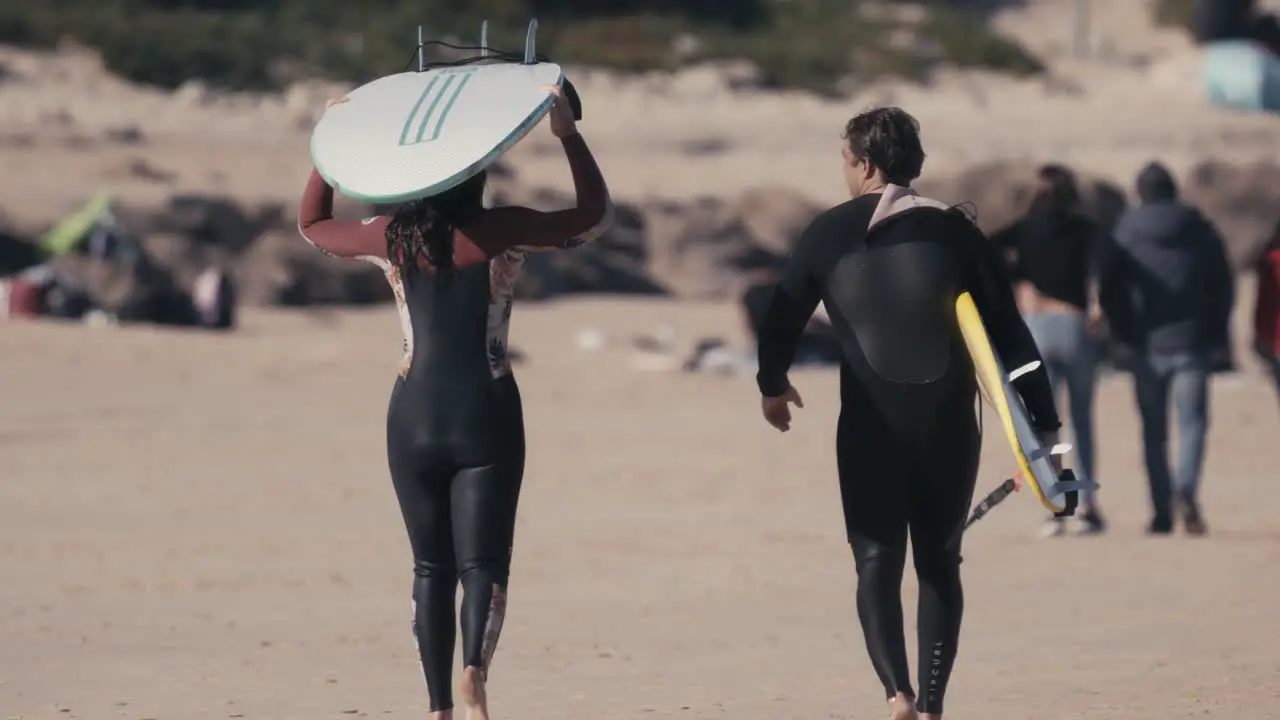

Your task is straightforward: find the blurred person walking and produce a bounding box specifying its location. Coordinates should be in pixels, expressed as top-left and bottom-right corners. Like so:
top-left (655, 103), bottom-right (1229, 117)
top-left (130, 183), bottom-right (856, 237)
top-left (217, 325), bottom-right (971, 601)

top-left (1101, 162), bottom-right (1235, 536)
top-left (996, 164), bottom-right (1109, 537)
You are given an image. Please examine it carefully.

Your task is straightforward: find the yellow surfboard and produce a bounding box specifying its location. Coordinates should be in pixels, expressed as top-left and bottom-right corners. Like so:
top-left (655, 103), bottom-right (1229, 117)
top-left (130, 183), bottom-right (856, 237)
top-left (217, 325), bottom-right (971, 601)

top-left (955, 292), bottom-right (1093, 514)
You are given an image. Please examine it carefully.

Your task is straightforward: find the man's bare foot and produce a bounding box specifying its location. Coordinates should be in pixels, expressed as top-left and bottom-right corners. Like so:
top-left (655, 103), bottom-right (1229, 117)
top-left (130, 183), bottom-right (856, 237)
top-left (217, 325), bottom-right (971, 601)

top-left (428, 710), bottom-right (452, 720)
top-left (459, 666), bottom-right (489, 720)
top-left (889, 693), bottom-right (918, 720)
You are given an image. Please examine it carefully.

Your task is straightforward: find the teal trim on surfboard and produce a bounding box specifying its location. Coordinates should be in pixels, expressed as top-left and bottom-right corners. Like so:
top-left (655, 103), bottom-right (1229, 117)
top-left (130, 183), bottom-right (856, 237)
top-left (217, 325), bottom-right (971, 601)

top-left (424, 72), bottom-right (473, 143)
top-left (398, 74), bottom-right (440, 146)
top-left (310, 70), bottom-right (562, 205)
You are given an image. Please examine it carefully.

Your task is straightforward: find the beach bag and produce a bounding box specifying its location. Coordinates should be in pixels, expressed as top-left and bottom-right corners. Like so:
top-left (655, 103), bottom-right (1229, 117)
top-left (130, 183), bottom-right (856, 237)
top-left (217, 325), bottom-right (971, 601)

top-left (0, 277), bottom-right (43, 319)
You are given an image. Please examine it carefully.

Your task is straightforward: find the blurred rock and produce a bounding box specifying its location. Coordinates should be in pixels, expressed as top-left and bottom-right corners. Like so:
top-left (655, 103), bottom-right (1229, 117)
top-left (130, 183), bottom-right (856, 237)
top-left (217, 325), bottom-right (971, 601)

top-left (10, 157), bottom-right (1280, 317)
top-left (124, 194), bottom-right (273, 253)
top-left (46, 252), bottom-right (190, 324)
top-left (641, 195), bottom-right (789, 299)
top-left (1182, 160), bottom-right (1280, 266)
top-left (234, 229), bottom-right (391, 306)
top-left (0, 226), bottom-right (42, 276)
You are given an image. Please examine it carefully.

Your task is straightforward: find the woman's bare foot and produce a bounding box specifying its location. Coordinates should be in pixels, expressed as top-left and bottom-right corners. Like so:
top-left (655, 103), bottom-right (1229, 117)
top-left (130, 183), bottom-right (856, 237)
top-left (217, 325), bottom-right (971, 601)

top-left (889, 693), bottom-right (918, 720)
top-left (428, 710), bottom-right (452, 720)
top-left (459, 666), bottom-right (489, 720)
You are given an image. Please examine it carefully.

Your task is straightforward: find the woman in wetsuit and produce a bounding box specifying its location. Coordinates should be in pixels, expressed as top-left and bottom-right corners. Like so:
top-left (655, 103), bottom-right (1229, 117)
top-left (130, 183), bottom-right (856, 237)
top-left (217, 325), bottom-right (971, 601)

top-left (755, 107), bottom-right (1060, 720)
top-left (298, 86), bottom-right (613, 720)
top-left (995, 165), bottom-right (1108, 536)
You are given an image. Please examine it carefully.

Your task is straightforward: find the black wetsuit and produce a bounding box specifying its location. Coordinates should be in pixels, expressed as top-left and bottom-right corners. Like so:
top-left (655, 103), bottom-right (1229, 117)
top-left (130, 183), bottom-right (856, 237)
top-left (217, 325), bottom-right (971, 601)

top-left (388, 261), bottom-right (528, 711)
top-left (756, 190), bottom-right (1060, 714)
top-left (298, 132), bottom-right (613, 712)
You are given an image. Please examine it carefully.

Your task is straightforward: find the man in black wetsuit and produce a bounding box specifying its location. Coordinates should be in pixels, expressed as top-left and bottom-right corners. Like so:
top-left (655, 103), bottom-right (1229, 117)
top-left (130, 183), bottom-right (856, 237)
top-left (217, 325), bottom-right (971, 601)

top-left (755, 107), bottom-right (1061, 720)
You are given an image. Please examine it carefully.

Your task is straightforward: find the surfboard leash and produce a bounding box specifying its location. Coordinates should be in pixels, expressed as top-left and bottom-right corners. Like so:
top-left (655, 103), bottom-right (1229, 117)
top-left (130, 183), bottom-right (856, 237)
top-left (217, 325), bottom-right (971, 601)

top-left (943, 473), bottom-right (1019, 552)
top-left (400, 40), bottom-right (550, 72)
top-left (964, 474), bottom-right (1022, 531)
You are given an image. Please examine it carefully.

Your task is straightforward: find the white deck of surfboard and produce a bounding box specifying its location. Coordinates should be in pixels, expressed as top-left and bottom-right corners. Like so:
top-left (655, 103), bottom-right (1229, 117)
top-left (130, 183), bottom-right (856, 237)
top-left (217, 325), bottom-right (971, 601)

top-left (311, 61), bottom-right (563, 204)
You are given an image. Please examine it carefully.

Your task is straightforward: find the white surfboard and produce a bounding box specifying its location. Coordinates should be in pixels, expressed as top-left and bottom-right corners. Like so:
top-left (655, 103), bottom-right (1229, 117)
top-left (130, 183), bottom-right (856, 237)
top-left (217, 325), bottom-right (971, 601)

top-left (311, 61), bottom-right (563, 204)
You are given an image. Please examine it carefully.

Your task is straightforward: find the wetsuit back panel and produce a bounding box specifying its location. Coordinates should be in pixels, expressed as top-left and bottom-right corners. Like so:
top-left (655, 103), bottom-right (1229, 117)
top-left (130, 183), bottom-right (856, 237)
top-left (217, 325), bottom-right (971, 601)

top-left (826, 227), bottom-right (962, 385)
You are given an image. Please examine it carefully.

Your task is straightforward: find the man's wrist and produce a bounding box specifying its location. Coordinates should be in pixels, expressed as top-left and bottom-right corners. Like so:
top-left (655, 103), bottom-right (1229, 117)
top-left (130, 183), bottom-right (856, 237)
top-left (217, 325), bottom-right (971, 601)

top-left (757, 372), bottom-right (789, 398)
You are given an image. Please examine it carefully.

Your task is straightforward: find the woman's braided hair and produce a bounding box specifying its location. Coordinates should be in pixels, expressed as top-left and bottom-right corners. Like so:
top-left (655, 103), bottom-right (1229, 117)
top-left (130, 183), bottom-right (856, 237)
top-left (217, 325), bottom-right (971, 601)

top-left (384, 170), bottom-right (488, 275)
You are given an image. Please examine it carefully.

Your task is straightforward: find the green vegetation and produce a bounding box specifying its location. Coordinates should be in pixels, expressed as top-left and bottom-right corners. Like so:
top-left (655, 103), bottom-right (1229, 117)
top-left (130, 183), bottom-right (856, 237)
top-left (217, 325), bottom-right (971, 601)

top-left (0, 0), bottom-right (1043, 96)
top-left (1152, 0), bottom-right (1197, 33)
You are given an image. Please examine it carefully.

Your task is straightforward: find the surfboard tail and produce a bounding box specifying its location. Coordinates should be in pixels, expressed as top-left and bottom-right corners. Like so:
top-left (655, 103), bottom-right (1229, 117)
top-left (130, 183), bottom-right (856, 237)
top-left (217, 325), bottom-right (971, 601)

top-left (1052, 469), bottom-right (1081, 518)
top-left (1046, 468), bottom-right (1102, 518)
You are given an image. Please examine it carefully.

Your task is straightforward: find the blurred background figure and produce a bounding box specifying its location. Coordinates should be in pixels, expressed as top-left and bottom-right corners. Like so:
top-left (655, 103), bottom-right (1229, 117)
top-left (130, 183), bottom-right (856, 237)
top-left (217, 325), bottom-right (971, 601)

top-left (740, 269), bottom-right (842, 366)
top-left (1101, 161), bottom-right (1235, 536)
top-left (680, 269), bottom-right (842, 375)
top-left (1251, 220), bottom-right (1280, 406)
top-left (995, 164), bottom-right (1107, 537)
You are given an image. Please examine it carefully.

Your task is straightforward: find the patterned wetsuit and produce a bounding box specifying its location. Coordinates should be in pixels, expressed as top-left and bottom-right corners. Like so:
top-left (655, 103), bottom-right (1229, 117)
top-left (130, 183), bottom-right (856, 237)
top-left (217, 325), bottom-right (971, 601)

top-left (298, 132), bottom-right (612, 711)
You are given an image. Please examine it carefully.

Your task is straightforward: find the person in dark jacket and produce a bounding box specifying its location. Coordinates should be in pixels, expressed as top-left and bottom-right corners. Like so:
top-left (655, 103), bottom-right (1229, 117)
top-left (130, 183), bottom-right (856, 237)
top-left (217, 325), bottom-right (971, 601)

top-left (1100, 161), bottom-right (1235, 536)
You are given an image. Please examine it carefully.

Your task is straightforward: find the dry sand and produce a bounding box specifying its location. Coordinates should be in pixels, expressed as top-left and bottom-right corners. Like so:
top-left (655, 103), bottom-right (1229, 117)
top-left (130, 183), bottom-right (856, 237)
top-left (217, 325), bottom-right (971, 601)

top-left (2, 296), bottom-right (1278, 720)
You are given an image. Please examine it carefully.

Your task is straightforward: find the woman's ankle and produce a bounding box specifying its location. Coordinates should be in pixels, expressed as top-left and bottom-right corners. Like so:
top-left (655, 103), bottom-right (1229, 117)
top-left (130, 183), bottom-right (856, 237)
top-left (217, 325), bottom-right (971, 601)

top-left (459, 666), bottom-right (485, 701)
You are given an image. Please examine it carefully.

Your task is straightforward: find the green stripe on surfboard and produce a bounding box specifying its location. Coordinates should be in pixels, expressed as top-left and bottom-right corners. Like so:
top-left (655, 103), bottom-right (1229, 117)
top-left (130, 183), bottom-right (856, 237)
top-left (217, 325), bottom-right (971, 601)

top-left (398, 75), bottom-right (440, 146)
top-left (414, 74), bottom-right (456, 144)
top-left (424, 72), bottom-right (473, 142)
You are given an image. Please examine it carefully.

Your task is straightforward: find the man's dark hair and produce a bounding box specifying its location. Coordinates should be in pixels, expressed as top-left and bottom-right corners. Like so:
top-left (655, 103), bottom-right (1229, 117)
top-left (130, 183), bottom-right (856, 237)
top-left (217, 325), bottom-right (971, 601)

top-left (842, 107), bottom-right (926, 186)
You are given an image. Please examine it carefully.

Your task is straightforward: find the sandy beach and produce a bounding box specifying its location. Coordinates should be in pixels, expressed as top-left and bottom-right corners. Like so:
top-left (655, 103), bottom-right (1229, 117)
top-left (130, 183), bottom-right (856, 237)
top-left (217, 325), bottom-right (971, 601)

top-left (5, 1), bottom-right (1280, 716)
top-left (2, 296), bottom-right (1278, 719)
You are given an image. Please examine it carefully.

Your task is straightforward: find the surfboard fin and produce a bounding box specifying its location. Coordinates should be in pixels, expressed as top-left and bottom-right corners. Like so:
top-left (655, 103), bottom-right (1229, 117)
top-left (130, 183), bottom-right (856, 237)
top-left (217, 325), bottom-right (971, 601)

top-left (1048, 469), bottom-right (1102, 517)
top-left (1052, 469), bottom-right (1081, 518)
top-left (1007, 360), bottom-right (1042, 382)
top-left (524, 18), bottom-right (538, 64)
top-left (416, 25), bottom-right (425, 72)
top-left (1029, 443), bottom-right (1072, 462)
top-left (481, 20), bottom-right (490, 57)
